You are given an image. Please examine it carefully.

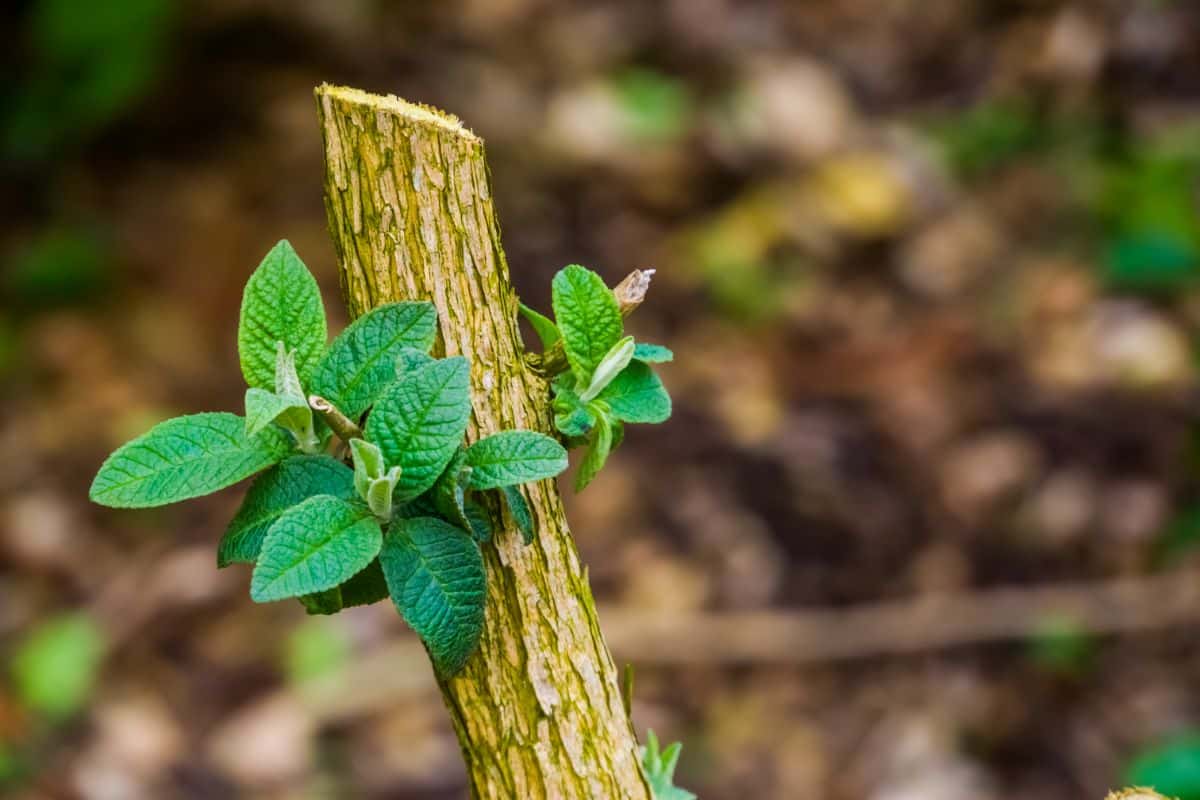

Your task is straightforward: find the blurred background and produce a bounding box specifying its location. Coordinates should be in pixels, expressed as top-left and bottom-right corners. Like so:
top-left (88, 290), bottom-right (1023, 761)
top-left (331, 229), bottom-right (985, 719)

top-left (4, 0), bottom-right (1200, 797)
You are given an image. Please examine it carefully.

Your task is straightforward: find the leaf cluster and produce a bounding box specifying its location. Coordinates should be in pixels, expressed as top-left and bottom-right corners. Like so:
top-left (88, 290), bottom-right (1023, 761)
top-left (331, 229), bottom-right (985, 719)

top-left (90, 240), bottom-right (568, 676)
top-left (521, 264), bottom-right (672, 490)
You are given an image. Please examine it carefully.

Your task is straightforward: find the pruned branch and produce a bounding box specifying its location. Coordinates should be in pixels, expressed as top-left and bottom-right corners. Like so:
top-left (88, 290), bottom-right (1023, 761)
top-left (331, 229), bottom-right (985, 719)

top-left (308, 394), bottom-right (363, 442)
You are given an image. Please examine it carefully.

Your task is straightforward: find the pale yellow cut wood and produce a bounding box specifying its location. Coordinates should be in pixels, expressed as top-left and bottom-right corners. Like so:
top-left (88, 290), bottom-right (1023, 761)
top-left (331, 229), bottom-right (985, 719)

top-left (314, 83), bottom-right (652, 800)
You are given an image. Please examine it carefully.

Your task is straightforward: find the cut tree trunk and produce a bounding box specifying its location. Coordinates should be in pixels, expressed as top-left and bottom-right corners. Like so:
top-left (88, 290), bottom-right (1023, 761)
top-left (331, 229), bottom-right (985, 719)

top-left (314, 84), bottom-right (653, 800)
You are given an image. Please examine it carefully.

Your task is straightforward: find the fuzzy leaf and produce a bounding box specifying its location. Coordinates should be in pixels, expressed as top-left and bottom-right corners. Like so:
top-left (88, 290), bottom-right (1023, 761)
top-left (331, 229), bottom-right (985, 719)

top-left (244, 387), bottom-right (309, 437)
top-left (219, 455), bottom-right (357, 567)
top-left (90, 412), bottom-right (291, 509)
top-left (379, 516), bottom-right (486, 677)
top-left (349, 438), bottom-right (386, 500)
top-left (518, 302), bottom-right (561, 350)
top-left (238, 240), bottom-right (327, 390)
top-left (576, 414), bottom-right (613, 491)
top-left (465, 431), bottom-right (568, 490)
top-left (552, 265), bottom-right (623, 385)
top-left (500, 485), bottom-right (534, 544)
top-left (365, 357), bottom-right (473, 502)
top-left (599, 361), bottom-right (672, 423)
top-left (250, 495), bottom-right (382, 602)
top-left (311, 302), bottom-right (438, 418)
top-left (634, 343), bottom-right (673, 363)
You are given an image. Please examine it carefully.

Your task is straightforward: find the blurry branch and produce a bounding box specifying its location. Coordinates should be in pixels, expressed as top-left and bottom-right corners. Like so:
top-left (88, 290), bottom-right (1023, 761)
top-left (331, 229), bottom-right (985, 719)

top-left (247, 569), bottom-right (1200, 725)
top-left (308, 394), bottom-right (363, 442)
top-left (527, 268), bottom-right (656, 377)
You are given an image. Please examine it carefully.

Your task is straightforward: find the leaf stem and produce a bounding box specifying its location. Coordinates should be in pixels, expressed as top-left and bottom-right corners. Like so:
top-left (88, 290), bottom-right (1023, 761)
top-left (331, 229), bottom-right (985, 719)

top-left (308, 395), bottom-right (364, 443)
top-left (526, 268), bottom-right (655, 378)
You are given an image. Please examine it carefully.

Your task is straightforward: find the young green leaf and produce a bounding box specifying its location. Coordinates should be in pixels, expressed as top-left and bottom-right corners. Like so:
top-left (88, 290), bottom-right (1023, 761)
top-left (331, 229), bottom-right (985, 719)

top-left (552, 265), bottom-right (623, 385)
top-left (219, 455), bottom-right (356, 567)
top-left (465, 431), bottom-right (568, 489)
top-left (349, 438), bottom-right (387, 500)
top-left (238, 240), bottom-right (327, 390)
top-left (365, 470), bottom-right (401, 520)
top-left (250, 495), bottom-right (383, 602)
top-left (598, 361), bottom-right (672, 424)
top-left (641, 730), bottom-right (696, 800)
top-left (379, 516), bottom-right (487, 677)
top-left (463, 499), bottom-right (493, 543)
top-left (90, 412), bottom-right (291, 509)
top-left (310, 302), bottom-right (438, 418)
top-left (365, 357), bottom-right (473, 502)
top-left (518, 302), bottom-right (561, 350)
top-left (244, 387), bottom-right (310, 437)
top-left (500, 485), bottom-right (535, 544)
top-left (576, 414), bottom-right (613, 492)
top-left (337, 559), bottom-right (390, 608)
top-left (580, 336), bottom-right (635, 402)
top-left (633, 343), bottom-right (673, 363)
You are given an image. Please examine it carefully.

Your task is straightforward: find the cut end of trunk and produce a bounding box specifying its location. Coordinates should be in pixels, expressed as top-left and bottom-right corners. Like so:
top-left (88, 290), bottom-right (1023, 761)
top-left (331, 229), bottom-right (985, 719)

top-left (314, 83), bottom-right (480, 143)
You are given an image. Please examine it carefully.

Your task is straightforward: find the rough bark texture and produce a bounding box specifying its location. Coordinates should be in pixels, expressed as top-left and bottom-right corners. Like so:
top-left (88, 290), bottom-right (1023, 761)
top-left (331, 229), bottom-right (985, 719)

top-left (314, 84), bottom-right (652, 800)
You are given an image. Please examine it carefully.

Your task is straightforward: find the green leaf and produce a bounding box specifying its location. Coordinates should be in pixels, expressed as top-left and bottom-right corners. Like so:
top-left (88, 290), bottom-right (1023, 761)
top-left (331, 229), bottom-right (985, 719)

top-left (576, 414), bottom-right (613, 491)
top-left (250, 496), bottom-right (382, 602)
top-left (465, 431), bottom-right (568, 489)
top-left (311, 302), bottom-right (438, 418)
top-left (349, 438), bottom-right (386, 500)
top-left (599, 361), bottom-right (671, 424)
top-left (580, 336), bottom-right (635, 402)
top-left (500, 485), bottom-right (534, 544)
top-left (11, 613), bottom-right (105, 719)
top-left (463, 499), bottom-right (493, 543)
top-left (299, 587), bottom-right (343, 616)
top-left (379, 516), bottom-right (486, 677)
top-left (433, 447), bottom-right (474, 532)
top-left (219, 455), bottom-right (355, 567)
top-left (395, 347), bottom-right (435, 378)
top-left (518, 302), bottom-right (560, 350)
top-left (1125, 731), bottom-right (1200, 800)
top-left (552, 382), bottom-right (595, 437)
top-left (634, 343), bottom-right (673, 363)
top-left (244, 387), bottom-right (309, 437)
top-left (90, 412), bottom-right (291, 508)
top-left (641, 730), bottom-right (696, 800)
top-left (365, 357), bottom-right (473, 502)
top-left (552, 264), bottom-right (623, 385)
top-left (338, 559), bottom-right (390, 608)
top-left (238, 240), bottom-right (327, 390)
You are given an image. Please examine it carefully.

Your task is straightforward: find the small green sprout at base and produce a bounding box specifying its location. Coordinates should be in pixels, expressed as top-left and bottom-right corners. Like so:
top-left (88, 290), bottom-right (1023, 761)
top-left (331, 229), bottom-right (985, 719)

top-left (641, 730), bottom-right (696, 800)
top-left (520, 264), bottom-right (673, 490)
top-left (90, 239), bottom-right (569, 677)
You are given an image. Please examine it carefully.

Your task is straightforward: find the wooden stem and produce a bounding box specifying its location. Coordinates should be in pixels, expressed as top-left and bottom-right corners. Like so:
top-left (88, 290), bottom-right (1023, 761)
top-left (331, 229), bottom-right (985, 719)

top-left (308, 394), bottom-right (363, 442)
top-left (315, 84), bottom-right (651, 800)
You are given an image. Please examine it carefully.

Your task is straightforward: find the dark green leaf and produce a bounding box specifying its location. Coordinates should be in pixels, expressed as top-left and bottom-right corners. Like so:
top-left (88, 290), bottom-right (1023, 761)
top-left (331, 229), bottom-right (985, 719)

top-left (463, 499), bottom-right (493, 543)
top-left (338, 559), bottom-right (390, 608)
top-left (299, 588), bottom-right (343, 616)
top-left (500, 485), bottom-right (534, 544)
top-left (311, 302), bottom-right (438, 417)
top-left (238, 240), bottom-right (327, 390)
top-left (90, 412), bottom-right (291, 509)
top-left (465, 431), bottom-right (568, 489)
top-left (379, 516), bottom-right (486, 677)
top-left (433, 448), bottom-right (474, 532)
top-left (250, 496), bottom-right (382, 602)
top-left (219, 455), bottom-right (356, 567)
top-left (365, 357), bottom-right (473, 502)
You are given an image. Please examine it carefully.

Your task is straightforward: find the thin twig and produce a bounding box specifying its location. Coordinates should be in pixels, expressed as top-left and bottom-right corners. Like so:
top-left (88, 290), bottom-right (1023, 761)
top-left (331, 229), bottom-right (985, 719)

top-left (527, 268), bottom-right (656, 377)
top-left (308, 395), bottom-right (363, 442)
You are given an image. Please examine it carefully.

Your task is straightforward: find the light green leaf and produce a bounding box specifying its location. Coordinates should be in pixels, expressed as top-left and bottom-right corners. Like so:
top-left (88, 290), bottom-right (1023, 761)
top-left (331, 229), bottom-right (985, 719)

top-left (641, 730), bottom-right (696, 800)
top-left (11, 613), bottom-right (105, 719)
top-left (599, 361), bottom-right (672, 424)
top-left (500, 485), bottom-right (534, 545)
top-left (519, 302), bottom-right (561, 350)
top-left (365, 357), bottom-right (473, 502)
top-left (634, 343), bottom-right (673, 363)
top-left (244, 387), bottom-right (309, 437)
top-left (465, 431), bottom-right (568, 489)
top-left (552, 265), bottom-right (623, 385)
top-left (219, 455), bottom-right (356, 567)
top-left (311, 302), bottom-right (438, 418)
top-left (250, 496), bottom-right (382, 602)
top-left (580, 336), bottom-right (635, 402)
top-left (349, 438), bottom-right (386, 500)
top-left (576, 414), bottom-right (613, 491)
top-left (238, 240), bottom-right (327, 390)
top-left (90, 412), bottom-right (291, 508)
top-left (379, 516), bottom-right (486, 677)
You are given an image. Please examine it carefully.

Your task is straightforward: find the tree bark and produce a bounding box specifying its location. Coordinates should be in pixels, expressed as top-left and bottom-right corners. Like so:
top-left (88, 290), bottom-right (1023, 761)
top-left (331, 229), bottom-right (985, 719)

top-left (314, 84), bottom-right (652, 800)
